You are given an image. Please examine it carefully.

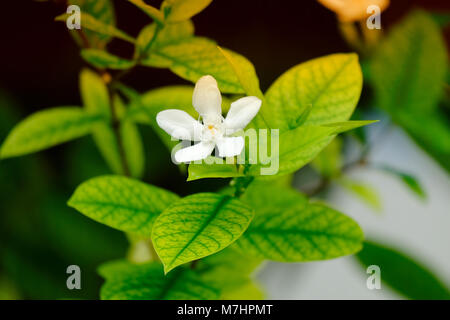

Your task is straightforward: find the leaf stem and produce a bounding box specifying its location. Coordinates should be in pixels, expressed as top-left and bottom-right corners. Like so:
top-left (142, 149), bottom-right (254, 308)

top-left (232, 176), bottom-right (254, 198)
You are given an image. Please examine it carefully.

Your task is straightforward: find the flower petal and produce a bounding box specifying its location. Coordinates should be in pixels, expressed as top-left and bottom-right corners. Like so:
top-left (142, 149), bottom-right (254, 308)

top-left (156, 109), bottom-right (203, 141)
top-left (223, 96), bottom-right (261, 134)
top-left (175, 141), bottom-right (216, 163)
top-left (216, 136), bottom-right (244, 158)
top-left (192, 75), bottom-right (222, 122)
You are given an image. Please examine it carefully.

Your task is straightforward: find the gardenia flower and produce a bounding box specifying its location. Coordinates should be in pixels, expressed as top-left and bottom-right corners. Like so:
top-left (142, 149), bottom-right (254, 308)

top-left (318, 0), bottom-right (390, 22)
top-left (156, 75), bottom-right (262, 163)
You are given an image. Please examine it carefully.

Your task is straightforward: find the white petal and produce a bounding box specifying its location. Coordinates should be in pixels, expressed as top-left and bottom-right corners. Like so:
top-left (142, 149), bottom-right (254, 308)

top-left (223, 96), bottom-right (261, 134)
top-left (192, 75), bottom-right (222, 121)
top-left (156, 109), bottom-right (203, 141)
top-left (175, 141), bottom-right (216, 163)
top-left (216, 136), bottom-right (244, 158)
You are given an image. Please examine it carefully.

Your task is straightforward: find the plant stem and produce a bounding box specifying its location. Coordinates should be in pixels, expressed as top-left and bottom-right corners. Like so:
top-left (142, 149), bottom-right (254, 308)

top-left (190, 260), bottom-right (199, 269)
top-left (233, 176), bottom-right (254, 198)
top-left (107, 86), bottom-right (131, 177)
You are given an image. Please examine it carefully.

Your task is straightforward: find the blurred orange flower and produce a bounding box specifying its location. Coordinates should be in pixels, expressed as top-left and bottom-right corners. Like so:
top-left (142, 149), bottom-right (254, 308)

top-left (318, 0), bottom-right (390, 22)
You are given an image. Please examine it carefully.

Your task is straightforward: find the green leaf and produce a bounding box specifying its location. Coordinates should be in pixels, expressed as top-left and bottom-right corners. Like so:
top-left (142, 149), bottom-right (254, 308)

top-left (141, 37), bottom-right (246, 93)
top-left (247, 125), bottom-right (336, 176)
top-left (55, 12), bottom-right (135, 44)
top-left (371, 10), bottom-right (450, 171)
top-left (162, 0), bottom-right (212, 23)
top-left (152, 193), bottom-right (254, 273)
top-left (0, 107), bottom-right (103, 159)
top-left (323, 120), bottom-right (378, 134)
top-left (90, 123), bottom-right (124, 174)
top-left (357, 241), bottom-right (450, 299)
top-left (217, 45), bottom-right (268, 129)
top-left (197, 248), bottom-right (262, 299)
top-left (221, 281), bottom-right (264, 300)
top-left (198, 248), bottom-right (262, 281)
top-left (338, 178), bottom-right (382, 211)
top-left (81, 49), bottom-right (135, 69)
top-left (264, 53), bottom-right (363, 131)
top-left (378, 166), bottom-right (426, 200)
top-left (68, 175), bottom-right (179, 236)
top-left (236, 183), bottom-right (364, 261)
top-left (128, 0), bottom-right (165, 24)
top-left (80, 68), bottom-right (110, 115)
top-left (121, 118), bottom-right (146, 179)
top-left (69, 0), bottom-right (115, 49)
top-left (136, 20), bottom-right (194, 54)
top-left (99, 260), bottom-right (219, 300)
top-left (217, 46), bottom-right (262, 98)
top-left (187, 157), bottom-right (244, 181)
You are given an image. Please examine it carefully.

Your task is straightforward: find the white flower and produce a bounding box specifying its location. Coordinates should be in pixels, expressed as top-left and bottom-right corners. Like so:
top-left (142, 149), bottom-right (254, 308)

top-left (156, 75), bottom-right (262, 163)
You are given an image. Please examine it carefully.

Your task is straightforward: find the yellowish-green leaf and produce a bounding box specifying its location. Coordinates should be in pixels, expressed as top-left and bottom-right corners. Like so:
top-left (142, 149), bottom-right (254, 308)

top-left (221, 281), bottom-right (264, 300)
top-left (323, 120), bottom-right (379, 134)
top-left (197, 247), bottom-right (262, 299)
top-left (69, 0), bottom-right (115, 48)
top-left (128, 0), bottom-right (165, 24)
top-left (338, 178), bottom-right (382, 211)
top-left (218, 45), bottom-right (268, 129)
top-left (99, 260), bottom-right (219, 300)
top-left (247, 120), bottom-right (375, 177)
top-left (136, 20), bottom-right (194, 54)
top-left (162, 0), bottom-right (212, 22)
top-left (141, 37), bottom-right (246, 93)
top-left (247, 125), bottom-right (336, 176)
top-left (265, 53), bottom-right (363, 131)
top-left (188, 157), bottom-right (244, 181)
top-left (0, 108), bottom-right (103, 159)
top-left (217, 46), bottom-right (262, 98)
top-left (68, 175), bottom-right (179, 236)
top-left (55, 12), bottom-right (135, 44)
top-left (121, 118), bottom-right (145, 179)
top-left (236, 183), bottom-right (364, 261)
top-left (81, 49), bottom-right (135, 70)
top-left (152, 193), bottom-right (254, 273)
top-left (80, 68), bottom-right (110, 115)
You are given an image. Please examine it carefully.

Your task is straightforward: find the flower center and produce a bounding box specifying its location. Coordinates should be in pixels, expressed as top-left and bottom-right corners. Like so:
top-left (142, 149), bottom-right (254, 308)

top-left (202, 121), bottom-right (223, 142)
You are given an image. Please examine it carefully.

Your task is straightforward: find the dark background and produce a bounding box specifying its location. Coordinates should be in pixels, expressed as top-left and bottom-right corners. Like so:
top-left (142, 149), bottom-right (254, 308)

top-left (2, 0), bottom-right (449, 110)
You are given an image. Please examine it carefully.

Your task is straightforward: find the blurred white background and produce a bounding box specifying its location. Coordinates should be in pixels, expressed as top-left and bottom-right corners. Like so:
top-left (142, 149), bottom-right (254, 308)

top-left (257, 126), bottom-right (450, 299)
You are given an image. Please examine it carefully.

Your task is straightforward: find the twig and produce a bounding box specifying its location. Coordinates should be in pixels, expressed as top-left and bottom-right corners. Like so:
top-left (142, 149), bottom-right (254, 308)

top-left (190, 260), bottom-right (199, 269)
top-left (108, 86), bottom-right (131, 177)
